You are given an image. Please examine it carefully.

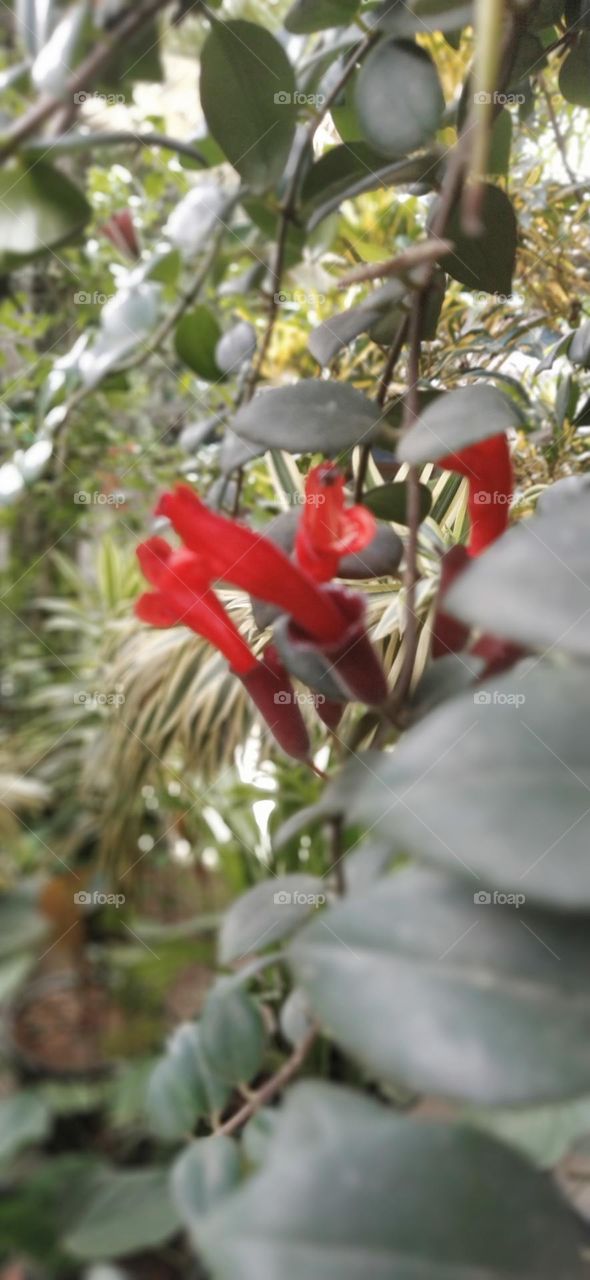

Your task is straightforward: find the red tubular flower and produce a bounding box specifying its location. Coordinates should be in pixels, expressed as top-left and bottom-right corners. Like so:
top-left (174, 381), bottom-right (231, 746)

top-left (135, 537), bottom-right (311, 760)
top-left (439, 433), bottom-right (513, 556)
top-left (294, 463), bottom-right (376, 582)
top-left (156, 485), bottom-right (345, 645)
top-left (100, 210), bottom-right (140, 260)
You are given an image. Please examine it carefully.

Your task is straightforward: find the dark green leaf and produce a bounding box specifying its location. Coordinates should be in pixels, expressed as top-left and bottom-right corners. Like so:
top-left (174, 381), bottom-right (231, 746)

top-left (488, 107), bottom-right (512, 176)
top-left (322, 660), bottom-right (590, 910)
top-left (200, 20), bottom-right (296, 193)
top-left (569, 320), bottom-right (590, 367)
top-left (200, 983), bottom-right (266, 1086)
top-left (559, 35), bottom-right (590, 105)
top-left (466, 1097), bottom-right (590, 1168)
top-left (302, 145), bottom-right (443, 230)
top-left (290, 867), bottom-right (590, 1103)
top-left (232, 381), bottom-right (386, 454)
top-left (175, 306), bottom-right (222, 381)
top-left (375, 0), bottom-right (473, 36)
top-left (363, 481), bottom-right (432, 523)
top-left (355, 38), bottom-right (445, 158)
top-left (0, 1092), bottom-right (51, 1163)
top-left (0, 162), bottom-right (90, 268)
top-left (198, 1080), bottom-right (586, 1277)
top-left (397, 383), bottom-right (522, 464)
top-left (219, 876), bottom-right (327, 964)
top-left (285, 0), bottom-right (359, 32)
top-left (436, 183), bottom-right (517, 295)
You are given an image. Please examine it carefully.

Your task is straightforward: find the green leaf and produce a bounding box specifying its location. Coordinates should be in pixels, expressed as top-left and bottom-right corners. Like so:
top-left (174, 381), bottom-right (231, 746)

top-left (355, 38), bottom-right (445, 158)
top-left (215, 321), bottom-right (257, 374)
top-left (65, 1169), bottom-right (180, 1260)
top-left (397, 383), bottom-right (522, 464)
top-left (0, 1092), bottom-right (51, 1163)
top-left (175, 307), bottom-right (222, 381)
top-left (0, 162), bottom-right (90, 268)
top-left (172, 1136), bottom-right (240, 1236)
top-left (0, 889), bottom-right (47, 957)
top-left (363, 481), bottom-right (432, 523)
top-left (219, 876), bottom-right (327, 964)
top-left (436, 183), bottom-right (517, 295)
top-left (322, 660), bottom-right (590, 910)
top-left (147, 1023), bottom-right (209, 1141)
top-left (466, 1097), bottom-right (590, 1168)
top-left (309, 282), bottom-right (407, 366)
top-left (375, 0), bottom-right (473, 36)
top-left (200, 20), bottom-right (296, 193)
top-left (569, 320), bottom-right (590, 367)
top-left (198, 1081), bottom-right (586, 1278)
top-left (290, 867), bottom-right (590, 1104)
top-left (559, 34), bottom-right (590, 105)
top-left (200, 983), bottom-right (266, 1086)
top-left (285, 0), bottom-right (359, 31)
top-left (302, 146), bottom-right (443, 230)
top-left (232, 381), bottom-right (386, 454)
top-left (445, 475), bottom-right (590, 659)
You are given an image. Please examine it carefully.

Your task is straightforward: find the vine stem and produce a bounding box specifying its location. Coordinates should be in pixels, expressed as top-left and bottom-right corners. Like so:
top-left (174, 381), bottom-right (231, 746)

top-left (0, 0), bottom-right (175, 165)
top-left (216, 1025), bottom-right (317, 1137)
top-left (23, 130), bottom-right (208, 167)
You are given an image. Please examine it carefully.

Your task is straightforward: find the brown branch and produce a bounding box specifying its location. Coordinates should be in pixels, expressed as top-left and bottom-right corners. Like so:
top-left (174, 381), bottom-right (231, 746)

top-left (340, 239), bottom-right (453, 288)
top-left (216, 1025), bottom-right (317, 1136)
top-left (0, 0), bottom-right (174, 164)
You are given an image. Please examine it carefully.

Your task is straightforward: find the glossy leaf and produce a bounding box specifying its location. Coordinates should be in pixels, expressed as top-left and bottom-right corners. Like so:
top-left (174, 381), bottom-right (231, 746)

top-left (362, 481), bottom-right (432, 523)
top-left (285, 0), bottom-right (359, 31)
top-left (219, 875), bottom-right (327, 964)
top-left (290, 867), bottom-right (590, 1103)
top-left (436, 184), bottom-right (517, 295)
top-left (200, 984), bottom-right (266, 1086)
top-left (232, 381), bottom-right (385, 454)
top-left (355, 38), bottom-right (445, 158)
top-left (397, 383), bottom-right (522, 464)
top-left (559, 34), bottom-right (590, 106)
top-left (175, 307), bottom-right (222, 381)
top-left (200, 20), bottom-right (296, 193)
top-left (302, 145), bottom-right (443, 229)
top-left (172, 1136), bottom-right (239, 1235)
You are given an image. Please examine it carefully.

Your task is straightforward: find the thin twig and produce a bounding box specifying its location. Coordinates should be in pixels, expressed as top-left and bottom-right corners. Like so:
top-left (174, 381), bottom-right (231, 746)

top-left (216, 1025), bottom-right (317, 1136)
top-left (24, 129), bottom-right (208, 167)
top-left (538, 75), bottom-right (578, 187)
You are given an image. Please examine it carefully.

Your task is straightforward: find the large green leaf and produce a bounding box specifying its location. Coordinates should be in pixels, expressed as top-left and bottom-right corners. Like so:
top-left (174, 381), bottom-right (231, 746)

top-left (0, 162), bottom-right (90, 268)
top-left (198, 1082), bottom-right (586, 1277)
top-left (397, 383), bottom-right (522, 463)
top-left (147, 1023), bottom-right (229, 1141)
top-left (219, 875), bottom-right (327, 964)
top-left (318, 661), bottom-right (590, 910)
top-left (232, 381), bottom-right (386, 454)
top-left (285, 0), bottom-right (359, 31)
top-left (559, 34), bottom-right (590, 106)
top-left (445, 476), bottom-right (590, 658)
top-left (172, 1136), bottom-right (240, 1239)
top-left (355, 38), bottom-right (445, 158)
top-left (199, 20), bottom-right (296, 193)
top-left (290, 867), bottom-right (590, 1103)
top-left (65, 1169), bottom-right (180, 1260)
top-left (436, 184), bottom-right (517, 295)
top-left (363, 481), bottom-right (432, 523)
top-left (175, 307), bottom-right (222, 381)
